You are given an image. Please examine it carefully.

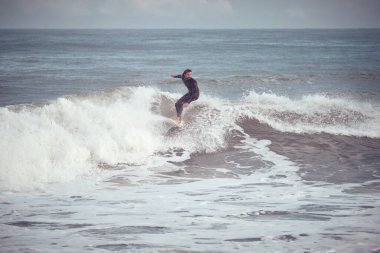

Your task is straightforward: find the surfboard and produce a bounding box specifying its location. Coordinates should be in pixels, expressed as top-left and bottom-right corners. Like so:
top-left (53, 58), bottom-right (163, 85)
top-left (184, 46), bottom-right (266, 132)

top-left (166, 125), bottom-right (181, 135)
top-left (164, 118), bottom-right (183, 136)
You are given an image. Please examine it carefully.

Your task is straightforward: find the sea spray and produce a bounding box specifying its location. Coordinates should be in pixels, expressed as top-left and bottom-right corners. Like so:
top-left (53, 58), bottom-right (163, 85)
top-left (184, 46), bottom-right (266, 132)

top-left (0, 87), bottom-right (165, 190)
top-left (0, 87), bottom-right (234, 190)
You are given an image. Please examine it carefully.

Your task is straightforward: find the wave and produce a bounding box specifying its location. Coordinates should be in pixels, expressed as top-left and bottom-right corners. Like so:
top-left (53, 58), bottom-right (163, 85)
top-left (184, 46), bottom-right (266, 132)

top-left (0, 87), bottom-right (378, 190)
top-left (201, 73), bottom-right (315, 86)
top-left (0, 87), bottom-right (236, 190)
top-left (241, 90), bottom-right (380, 138)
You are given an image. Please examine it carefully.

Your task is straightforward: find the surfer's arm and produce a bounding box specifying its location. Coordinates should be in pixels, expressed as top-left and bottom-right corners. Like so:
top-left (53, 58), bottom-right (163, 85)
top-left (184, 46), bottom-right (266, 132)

top-left (170, 74), bottom-right (182, 78)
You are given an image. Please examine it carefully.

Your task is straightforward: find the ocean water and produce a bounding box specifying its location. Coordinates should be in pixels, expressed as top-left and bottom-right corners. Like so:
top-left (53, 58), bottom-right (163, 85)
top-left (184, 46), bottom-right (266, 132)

top-left (0, 29), bottom-right (380, 253)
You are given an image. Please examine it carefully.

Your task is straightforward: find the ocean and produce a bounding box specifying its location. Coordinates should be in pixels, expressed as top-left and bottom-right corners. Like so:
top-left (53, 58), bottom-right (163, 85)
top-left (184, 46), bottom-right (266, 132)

top-left (0, 29), bottom-right (379, 253)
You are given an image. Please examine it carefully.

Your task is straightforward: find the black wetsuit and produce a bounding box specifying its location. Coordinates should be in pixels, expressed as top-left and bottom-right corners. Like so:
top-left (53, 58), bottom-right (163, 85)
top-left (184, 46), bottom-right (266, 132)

top-left (174, 75), bottom-right (199, 118)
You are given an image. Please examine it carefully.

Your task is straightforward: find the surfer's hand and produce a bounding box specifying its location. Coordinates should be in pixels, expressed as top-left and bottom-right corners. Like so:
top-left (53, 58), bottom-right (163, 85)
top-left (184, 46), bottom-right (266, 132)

top-left (170, 74), bottom-right (176, 78)
top-left (183, 103), bottom-right (189, 108)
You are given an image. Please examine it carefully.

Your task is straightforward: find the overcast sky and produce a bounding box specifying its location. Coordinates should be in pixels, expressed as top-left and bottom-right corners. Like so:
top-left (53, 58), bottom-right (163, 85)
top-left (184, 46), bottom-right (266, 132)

top-left (1, 0), bottom-right (380, 29)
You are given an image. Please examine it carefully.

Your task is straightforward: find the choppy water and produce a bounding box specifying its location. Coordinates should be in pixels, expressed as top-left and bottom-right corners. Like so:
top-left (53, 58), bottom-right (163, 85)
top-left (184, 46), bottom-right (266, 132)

top-left (0, 29), bottom-right (380, 252)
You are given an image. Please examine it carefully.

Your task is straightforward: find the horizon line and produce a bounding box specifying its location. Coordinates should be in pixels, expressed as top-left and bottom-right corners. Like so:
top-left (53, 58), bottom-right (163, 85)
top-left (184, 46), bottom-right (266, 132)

top-left (1, 27), bottom-right (380, 30)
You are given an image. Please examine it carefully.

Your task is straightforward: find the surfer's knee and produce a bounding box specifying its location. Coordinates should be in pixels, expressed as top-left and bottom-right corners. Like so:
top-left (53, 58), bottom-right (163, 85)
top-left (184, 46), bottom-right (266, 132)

top-left (175, 101), bottom-right (182, 110)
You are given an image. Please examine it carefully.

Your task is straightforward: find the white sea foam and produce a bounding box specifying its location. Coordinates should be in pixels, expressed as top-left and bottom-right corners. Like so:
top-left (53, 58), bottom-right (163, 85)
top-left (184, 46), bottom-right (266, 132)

top-left (0, 87), bottom-right (234, 191)
top-left (0, 87), bottom-right (163, 190)
top-left (1, 87), bottom-right (378, 191)
top-left (1, 87), bottom-right (379, 253)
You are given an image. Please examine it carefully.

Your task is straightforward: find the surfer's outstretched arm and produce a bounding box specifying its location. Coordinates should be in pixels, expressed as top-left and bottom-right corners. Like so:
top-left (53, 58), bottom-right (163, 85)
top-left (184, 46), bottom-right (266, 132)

top-left (170, 74), bottom-right (182, 78)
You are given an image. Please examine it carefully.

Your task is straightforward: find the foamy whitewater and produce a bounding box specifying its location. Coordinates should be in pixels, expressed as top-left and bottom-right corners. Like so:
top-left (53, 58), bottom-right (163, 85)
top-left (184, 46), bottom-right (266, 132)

top-left (1, 29), bottom-right (380, 252)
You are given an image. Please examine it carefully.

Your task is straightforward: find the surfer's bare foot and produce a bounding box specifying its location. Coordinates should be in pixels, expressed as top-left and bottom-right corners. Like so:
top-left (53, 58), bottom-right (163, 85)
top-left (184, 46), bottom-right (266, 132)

top-left (175, 117), bottom-right (181, 126)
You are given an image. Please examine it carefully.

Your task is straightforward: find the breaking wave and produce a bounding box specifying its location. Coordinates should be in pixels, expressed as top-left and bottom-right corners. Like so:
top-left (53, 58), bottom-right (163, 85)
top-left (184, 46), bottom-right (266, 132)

top-left (242, 90), bottom-right (380, 138)
top-left (0, 86), bottom-right (378, 190)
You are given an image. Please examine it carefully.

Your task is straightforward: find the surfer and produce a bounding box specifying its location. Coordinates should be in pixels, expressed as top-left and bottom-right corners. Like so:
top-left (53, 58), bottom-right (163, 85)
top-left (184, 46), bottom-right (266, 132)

top-left (170, 69), bottom-right (199, 125)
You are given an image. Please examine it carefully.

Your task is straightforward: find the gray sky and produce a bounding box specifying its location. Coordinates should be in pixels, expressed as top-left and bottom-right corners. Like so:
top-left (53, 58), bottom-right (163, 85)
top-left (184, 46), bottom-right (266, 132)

top-left (1, 0), bottom-right (380, 29)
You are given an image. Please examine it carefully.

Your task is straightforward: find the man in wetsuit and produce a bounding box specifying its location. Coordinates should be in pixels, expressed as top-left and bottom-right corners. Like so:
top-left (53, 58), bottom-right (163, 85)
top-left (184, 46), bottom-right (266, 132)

top-left (170, 69), bottom-right (199, 125)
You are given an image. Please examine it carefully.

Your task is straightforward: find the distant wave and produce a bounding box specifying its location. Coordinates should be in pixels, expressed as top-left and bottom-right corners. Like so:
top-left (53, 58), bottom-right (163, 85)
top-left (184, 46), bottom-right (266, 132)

top-left (241, 90), bottom-right (380, 138)
top-left (200, 74), bottom-right (315, 86)
top-left (1, 86), bottom-right (378, 191)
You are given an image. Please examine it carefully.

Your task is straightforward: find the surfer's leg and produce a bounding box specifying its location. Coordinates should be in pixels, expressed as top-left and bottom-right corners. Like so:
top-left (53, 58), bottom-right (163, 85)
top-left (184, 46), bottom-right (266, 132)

top-left (175, 93), bottom-right (191, 118)
top-left (175, 99), bottom-right (184, 118)
top-left (183, 98), bottom-right (193, 108)
top-left (175, 94), bottom-right (191, 125)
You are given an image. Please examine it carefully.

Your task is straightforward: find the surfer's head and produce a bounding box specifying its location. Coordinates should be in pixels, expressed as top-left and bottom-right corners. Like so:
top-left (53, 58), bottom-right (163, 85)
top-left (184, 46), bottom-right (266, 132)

top-left (182, 69), bottom-right (192, 79)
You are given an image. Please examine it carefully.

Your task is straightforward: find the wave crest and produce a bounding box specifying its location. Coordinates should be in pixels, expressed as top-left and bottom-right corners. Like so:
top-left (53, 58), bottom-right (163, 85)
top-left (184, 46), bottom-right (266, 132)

top-left (0, 87), bottom-right (235, 190)
top-left (241, 91), bottom-right (380, 138)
